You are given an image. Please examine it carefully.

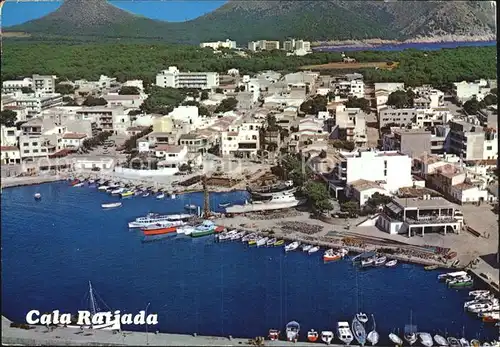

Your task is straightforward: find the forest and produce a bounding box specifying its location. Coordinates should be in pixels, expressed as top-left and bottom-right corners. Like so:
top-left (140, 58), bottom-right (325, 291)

top-left (1, 42), bottom-right (497, 88)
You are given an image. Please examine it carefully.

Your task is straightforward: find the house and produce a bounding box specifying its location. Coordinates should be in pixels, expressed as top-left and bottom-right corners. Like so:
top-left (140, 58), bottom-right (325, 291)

top-left (452, 80), bottom-right (493, 103)
top-left (220, 120), bottom-right (261, 158)
top-left (102, 94), bottom-right (144, 108)
top-left (345, 179), bottom-right (391, 207)
top-left (154, 145), bottom-right (188, 161)
top-left (1, 146), bottom-right (21, 164)
top-left (332, 105), bottom-right (367, 146)
top-left (18, 118), bottom-right (64, 161)
top-left (0, 125), bottom-right (20, 146)
top-left (447, 120), bottom-right (498, 161)
top-left (179, 133), bottom-right (213, 154)
top-left (62, 132), bottom-right (87, 149)
top-left (125, 126), bottom-right (149, 137)
top-left (73, 156), bottom-right (115, 171)
top-left (10, 91), bottom-right (63, 118)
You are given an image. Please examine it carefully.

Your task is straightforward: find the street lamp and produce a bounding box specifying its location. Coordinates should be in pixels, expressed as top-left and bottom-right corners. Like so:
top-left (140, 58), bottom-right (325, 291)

top-left (145, 302), bottom-right (151, 345)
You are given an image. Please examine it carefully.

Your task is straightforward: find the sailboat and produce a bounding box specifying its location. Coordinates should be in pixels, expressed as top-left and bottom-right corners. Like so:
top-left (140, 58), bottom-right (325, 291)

top-left (419, 332), bottom-right (434, 347)
top-left (404, 310), bottom-right (417, 345)
top-left (66, 281), bottom-right (121, 331)
top-left (366, 314), bottom-right (379, 345)
top-left (352, 318), bottom-right (367, 346)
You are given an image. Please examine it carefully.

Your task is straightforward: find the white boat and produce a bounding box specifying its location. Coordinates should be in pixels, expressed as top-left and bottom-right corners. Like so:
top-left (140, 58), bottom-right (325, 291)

top-left (242, 233), bottom-right (256, 242)
top-left (217, 232), bottom-right (232, 241)
top-left (366, 314), bottom-right (379, 346)
top-left (419, 332), bottom-right (434, 347)
top-left (285, 321), bottom-right (300, 342)
top-left (266, 237), bottom-right (277, 246)
top-left (225, 193), bottom-right (306, 214)
top-left (356, 313), bottom-right (368, 323)
top-left (337, 321), bottom-right (354, 345)
top-left (352, 317), bottom-right (367, 346)
top-left (156, 193), bottom-right (165, 199)
top-left (389, 333), bottom-right (403, 345)
top-left (470, 290), bottom-right (490, 297)
top-left (98, 185), bottom-right (109, 191)
top-left (438, 271), bottom-right (468, 280)
top-left (185, 204), bottom-right (198, 210)
top-left (285, 241), bottom-right (300, 252)
top-left (73, 182), bottom-right (84, 187)
top-left (385, 259), bottom-right (397, 267)
top-left (143, 192), bottom-right (150, 197)
top-left (321, 330), bottom-right (334, 345)
top-left (459, 338), bottom-right (470, 347)
top-left (128, 213), bottom-right (193, 228)
top-left (374, 256), bottom-right (386, 266)
top-left (361, 258), bottom-right (374, 267)
top-left (464, 298), bottom-right (494, 308)
top-left (302, 244), bottom-right (313, 252)
top-left (256, 237), bottom-right (269, 247)
top-left (308, 246), bottom-right (320, 254)
top-left (34, 193), bottom-right (41, 200)
top-left (232, 231), bottom-right (246, 241)
top-left (177, 226), bottom-right (195, 235)
top-left (110, 188), bottom-right (125, 195)
top-left (101, 202), bottom-right (122, 209)
top-left (434, 335), bottom-right (448, 346)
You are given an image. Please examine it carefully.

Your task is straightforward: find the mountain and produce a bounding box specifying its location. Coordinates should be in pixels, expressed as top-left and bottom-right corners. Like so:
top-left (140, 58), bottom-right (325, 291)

top-left (6, 0), bottom-right (497, 44)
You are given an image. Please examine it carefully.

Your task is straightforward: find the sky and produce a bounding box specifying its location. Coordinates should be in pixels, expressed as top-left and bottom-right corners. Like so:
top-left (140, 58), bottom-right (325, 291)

top-left (2, 1), bottom-right (228, 27)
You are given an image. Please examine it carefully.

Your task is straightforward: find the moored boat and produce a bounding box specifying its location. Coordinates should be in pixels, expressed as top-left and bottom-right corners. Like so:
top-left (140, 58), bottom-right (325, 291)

top-left (98, 185), bottom-right (109, 191)
top-left (256, 236), bottom-right (269, 247)
top-left (433, 335), bottom-right (448, 346)
top-left (128, 213), bottom-right (193, 228)
top-left (419, 332), bottom-right (433, 347)
top-left (190, 220), bottom-right (218, 238)
top-left (447, 337), bottom-right (460, 347)
top-left (242, 233), bottom-right (256, 242)
top-left (481, 312), bottom-right (500, 322)
top-left (143, 192), bottom-right (150, 197)
top-left (248, 236), bottom-right (258, 246)
top-left (268, 329), bottom-right (280, 341)
top-left (308, 246), bottom-right (320, 254)
top-left (307, 329), bottom-right (319, 342)
top-left (361, 257), bottom-right (375, 267)
top-left (285, 241), bottom-right (300, 252)
top-left (366, 314), bottom-right (379, 346)
top-left (389, 333), bottom-right (403, 346)
top-left (438, 271), bottom-right (468, 281)
top-left (323, 249), bottom-right (342, 262)
top-left (266, 238), bottom-right (277, 246)
top-left (469, 290), bottom-right (490, 297)
top-left (352, 317), bottom-right (367, 346)
top-left (73, 182), bottom-right (84, 187)
top-left (404, 323), bottom-right (417, 346)
top-left (120, 191), bottom-right (134, 198)
top-left (470, 339), bottom-right (480, 347)
top-left (274, 239), bottom-right (284, 246)
top-left (231, 231), bottom-right (245, 241)
top-left (356, 313), bottom-right (368, 324)
top-left (185, 204), bottom-right (198, 211)
top-left (374, 256), bottom-right (386, 266)
top-left (143, 226), bottom-right (177, 236)
top-left (34, 193), bottom-right (41, 200)
top-left (156, 193), bottom-right (165, 199)
top-left (459, 338), bottom-right (470, 347)
top-left (302, 244), bottom-right (312, 252)
top-left (385, 259), bottom-right (398, 267)
top-left (321, 331), bottom-right (334, 345)
top-left (337, 321), bottom-right (354, 345)
top-left (111, 188), bottom-right (125, 195)
top-left (101, 202), bottom-right (122, 209)
top-left (424, 265), bottom-right (439, 271)
top-left (285, 321), bottom-right (300, 342)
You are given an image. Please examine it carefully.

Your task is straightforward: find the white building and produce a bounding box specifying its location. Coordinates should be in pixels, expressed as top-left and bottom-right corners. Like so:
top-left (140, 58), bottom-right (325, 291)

top-left (62, 132), bottom-right (87, 149)
top-left (334, 79), bottom-right (364, 99)
top-left (0, 126), bottom-right (20, 146)
top-left (1, 146), bottom-right (21, 164)
top-left (10, 91), bottom-right (63, 118)
top-left (200, 39), bottom-right (236, 50)
top-left (333, 105), bottom-right (367, 146)
top-left (345, 179), bottom-right (391, 207)
top-left (452, 80), bottom-right (493, 103)
top-left (247, 40), bottom-right (280, 51)
top-left (2, 78), bottom-right (33, 93)
top-left (155, 66), bottom-right (219, 89)
top-left (220, 120), bottom-right (261, 158)
top-left (413, 86), bottom-right (445, 108)
top-left (32, 74), bottom-right (57, 94)
top-left (73, 156), bottom-right (115, 171)
top-left (374, 82), bottom-right (405, 93)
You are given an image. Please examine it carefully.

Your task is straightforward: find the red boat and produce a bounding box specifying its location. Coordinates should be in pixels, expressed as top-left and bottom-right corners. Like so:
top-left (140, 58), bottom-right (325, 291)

top-left (307, 329), bottom-right (319, 342)
top-left (215, 226), bottom-right (225, 233)
top-left (143, 227), bottom-right (177, 236)
top-left (69, 179), bottom-right (80, 186)
top-left (268, 329), bottom-right (280, 341)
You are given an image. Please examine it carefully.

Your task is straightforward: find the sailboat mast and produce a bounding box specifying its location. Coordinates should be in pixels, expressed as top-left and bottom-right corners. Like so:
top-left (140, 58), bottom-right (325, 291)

top-left (202, 176), bottom-right (210, 218)
top-left (89, 281), bottom-right (97, 316)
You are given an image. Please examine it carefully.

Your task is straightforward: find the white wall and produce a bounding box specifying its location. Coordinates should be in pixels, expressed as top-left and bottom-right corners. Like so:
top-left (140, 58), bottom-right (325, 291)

top-left (114, 167), bottom-right (178, 176)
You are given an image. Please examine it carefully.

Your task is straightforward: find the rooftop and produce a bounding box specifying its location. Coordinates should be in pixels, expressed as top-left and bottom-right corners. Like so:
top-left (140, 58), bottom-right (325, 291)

top-left (155, 145), bottom-right (185, 153)
top-left (0, 146), bottom-right (19, 151)
top-left (349, 179), bottom-right (383, 191)
top-left (62, 132), bottom-right (87, 140)
top-left (393, 196), bottom-right (456, 209)
top-left (453, 183), bottom-right (476, 191)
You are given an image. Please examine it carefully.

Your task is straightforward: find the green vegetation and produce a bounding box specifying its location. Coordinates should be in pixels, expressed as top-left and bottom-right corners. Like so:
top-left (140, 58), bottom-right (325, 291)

top-left (386, 89), bottom-right (415, 108)
top-left (83, 96), bottom-right (107, 106)
top-left (303, 181), bottom-right (333, 214)
top-left (344, 97), bottom-right (371, 113)
top-left (0, 110), bottom-right (18, 127)
top-left (1, 43), bottom-right (496, 88)
top-left (300, 95), bottom-right (327, 115)
top-left (119, 86), bottom-right (141, 95)
top-left (140, 86), bottom-right (187, 114)
top-left (215, 98), bottom-right (238, 113)
top-left (81, 131), bottom-right (113, 151)
top-left (463, 95), bottom-right (497, 115)
top-left (55, 83), bottom-right (75, 95)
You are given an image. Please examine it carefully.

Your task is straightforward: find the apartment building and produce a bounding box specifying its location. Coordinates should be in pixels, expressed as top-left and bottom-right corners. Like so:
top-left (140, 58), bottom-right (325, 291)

top-left (18, 118), bottom-right (64, 161)
top-left (11, 92), bottom-right (63, 118)
top-left (447, 120), bottom-right (497, 161)
top-left (333, 79), bottom-right (364, 99)
top-left (220, 120), bottom-right (261, 158)
top-left (283, 39), bottom-right (311, 52)
top-left (378, 107), bottom-right (417, 129)
top-left (32, 75), bottom-right (57, 94)
top-left (75, 106), bottom-right (125, 133)
top-left (179, 133), bottom-right (213, 154)
top-left (155, 66), bottom-right (219, 89)
top-left (413, 86), bottom-right (445, 108)
top-left (382, 129), bottom-right (432, 157)
top-left (62, 132), bottom-right (87, 149)
top-left (247, 40), bottom-right (280, 51)
top-left (0, 126), bottom-right (20, 147)
top-left (2, 78), bottom-right (33, 93)
top-left (332, 105), bottom-right (367, 146)
top-left (200, 39), bottom-right (237, 49)
top-left (452, 79), bottom-right (496, 104)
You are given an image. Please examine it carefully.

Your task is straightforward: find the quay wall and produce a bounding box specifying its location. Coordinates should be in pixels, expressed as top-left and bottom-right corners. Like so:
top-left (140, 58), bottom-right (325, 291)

top-left (1, 176), bottom-right (65, 189)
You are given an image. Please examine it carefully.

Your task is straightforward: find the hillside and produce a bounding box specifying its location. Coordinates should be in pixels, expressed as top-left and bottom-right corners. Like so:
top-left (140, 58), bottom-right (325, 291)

top-left (6, 0), bottom-right (497, 44)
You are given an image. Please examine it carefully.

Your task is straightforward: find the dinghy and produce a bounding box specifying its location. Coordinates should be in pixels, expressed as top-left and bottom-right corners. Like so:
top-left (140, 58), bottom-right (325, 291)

top-left (268, 329), bottom-right (280, 341)
top-left (34, 193), bottom-right (41, 200)
top-left (356, 312), bottom-right (368, 323)
top-left (447, 337), bottom-right (461, 347)
top-left (285, 321), bottom-right (300, 342)
top-left (434, 334), bottom-right (448, 346)
top-left (419, 332), bottom-right (434, 347)
top-left (385, 259), bottom-right (398, 267)
top-left (352, 318), bottom-right (367, 346)
top-left (308, 246), bottom-right (320, 254)
top-left (321, 331), bottom-right (334, 345)
top-left (101, 202), bottom-right (122, 209)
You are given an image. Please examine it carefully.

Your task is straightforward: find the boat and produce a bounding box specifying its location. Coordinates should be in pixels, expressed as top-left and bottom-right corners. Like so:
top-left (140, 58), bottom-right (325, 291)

top-left (356, 313), bottom-right (368, 324)
top-left (98, 185), bottom-right (109, 191)
top-left (374, 256), bottom-right (386, 266)
top-left (366, 314), bottom-right (379, 346)
top-left (142, 220), bottom-right (185, 231)
top-left (389, 333), bottom-right (403, 346)
top-left (307, 329), bottom-right (319, 342)
top-left (34, 193), bottom-right (41, 200)
top-left (65, 281), bottom-right (121, 331)
top-left (467, 302), bottom-right (493, 312)
top-left (231, 231), bottom-right (245, 241)
top-left (70, 179), bottom-right (80, 186)
top-left (361, 257), bottom-right (375, 267)
top-left (352, 251), bottom-right (376, 263)
top-left (190, 220), bottom-right (217, 238)
top-left (385, 259), bottom-right (398, 267)
top-left (285, 321), bottom-right (300, 342)
top-left (73, 182), bottom-right (84, 187)
top-left (337, 322), bottom-right (354, 345)
top-left (470, 340), bottom-right (481, 347)
top-left (134, 190), bottom-right (142, 196)
top-left (321, 331), bottom-right (334, 345)
top-left (143, 226), bottom-right (177, 236)
top-left (352, 317), bottom-right (367, 346)
top-left (459, 338), bottom-right (470, 347)
top-left (419, 333), bottom-right (434, 347)
top-left (111, 188), bottom-right (125, 195)
top-left (217, 232), bottom-right (232, 242)
top-left (256, 237), bottom-right (269, 247)
top-left (434, 335), bottom-right (448, 346)
top-left (302, 244), bottom-right (312, 252)
top-left (120, 191), bottom-right (134, 198)
top-left (481, 312), bottom-right (500, 322)
top-left (483, 343), bottom-right (491, 347)
top-left (225, 193), bottom-right (306, 214)
top-left (285, 241), bottom-right (300, 252)
top-left (438, 271), bottom-right (468, 281)
top-left (268, 329), bottom-right (280, 341)
top-left (156, 193), bottom-right (165, 199)
top-left (219, 202), bottom-right (231, 208)
top-left (143, 192), bottom-right (150, 197)
top-left (274, 239), bottom-right (284, 246)
top-left (248, 236), bottom-right (258, 245)
top-left (242, 233), bottom-right (256, 242)
top-left (464, 298), bottom-right (493, 309)
top-left (469, 290), bottom-right (490, 297)
top-left (323, 249), bottom-right (342, 262)
top-left (185, 204), bottom-right (198, 211)
top-left (128, 213), bottom-right (194, 228)
top-left (101, 202), bottom-right (122, 209)
top-left (308, 246), bottom-right (320, 254)
top-left (448, 278), bottom-right (473, 288)
top-left (248, 180), bottom-right (294, 196)
top-left (404, 314), bottom-right (417, 346)
top-left (266, 238), bottom-right (277, 246)
top-left (425, 265), bottom-right (439, 271)
top-left (447, 337), bottom-right (460, 347)
top-left (177, 226), bottom-right (195, 235)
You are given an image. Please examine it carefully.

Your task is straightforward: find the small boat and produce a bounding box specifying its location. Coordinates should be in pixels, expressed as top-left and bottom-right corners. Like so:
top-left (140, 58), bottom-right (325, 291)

top-left (185, 204), bottom-right (198, 211)
top-left (356, 313), bottom-right (368, 324)
top-left (256, 236), bottom-right (269, 247)
top-left (302, 244), bottom-right (313, 252)
top-left (307, 329), bottom-right (319, 342)
top-left (352, 317), bottom-right (367, 346)
top-left (134, 190), bottom-right (142, 196)
top-left (111, 188), bottom-right (125, 195)
top-left (385, 259), bottom-right (397, 267)
top-left (267, 238), bottom-right (277, 246)
top-left (470, 340), bottom-right (481, 347)
top-left (274, 239), bottom-right (284, 246)
top-left (434, 335), bottom-right (448, 346)
top-left (448, 278), bottom-right (473, 288)
top-left (231, 231), bottom-right (245, 241)
top-left (323, 249), bottom-right (342, 262)
top-left (481, 312), bottom-right (500, 322)
top-left (219, 202), bottom-right (231, 208)
top-left (483, 343), bottom-right (491, 347)
top-left (98, 185), bottom-right (109, 191)
top-left (419, 333), bottom-right (434, 347)
top-left (143, 192), bottom-right (150, 197)
top-left (425, 265), bottom-right (439, 271)
top-left (321, 331), bottom-right (334, 345)
top-left (70, 179), bottom-right (80, 186)
top-left (101, 202), bottom-right (122, 209)
top-left (361, 257), bottom-right (375, 267)
top-left (404, 323), bottom-right (417, 346)
top-left (217, 232), bottom-right (232, 242)
top-left (469, 290), bottom-right (490, 297)
top-left (337, 321), bottom-right (354, 345)
top-left (389, 333), bottom-right (403, 345)
top-left (438, 271), bottom-right (468, 281)
top-left (451, 259), bottom-right (461, 267)
top-left (248, 237), bottom-right (258, 246)
top-left (308, 246), bottom-right (320, 254)
top-left (447, 337), bottom-right (460, 347)
top-left (459, 338), bottom-right (470, 347)
top-left (34, 193), bottom-right (41, 200)
top-left (73, 182), bottom-right (84, 187)
top-left (374, 256), bottom-right (386, 266)
top-left (242, 233), bottom-right (256, 242)
top-left (120, 191), bottom-right (134, 198)
top-left (285, 321), bottom-right (300, 342)
top-left (285, 241), bottom-right (300, 252)
top-left (268, 329), bottom-right (280, 341)
top-left (156, 193), bottom-right (165, 199)
top-left (366, 314), bottom-right (379, 346)
top-left (143, 226), bottom-right (177, 236)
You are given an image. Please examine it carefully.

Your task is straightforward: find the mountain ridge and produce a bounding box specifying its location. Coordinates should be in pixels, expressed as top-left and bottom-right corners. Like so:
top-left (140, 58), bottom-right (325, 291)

top-left (6, 0), bottom-right (497, 44)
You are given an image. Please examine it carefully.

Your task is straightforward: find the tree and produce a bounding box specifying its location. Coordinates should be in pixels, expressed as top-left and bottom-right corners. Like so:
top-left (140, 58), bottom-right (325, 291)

top-left (215, 98), bottom-right (238, 113)
top-left (366, 192), bottom-right (392, 207)
top-left (0, 110), bottom-right (18, 127)
top-left (55, 83), bottom-right (75, 95)
top-left (198, 105), bottom-right (211, 116)
top-left (463, 97), bottom-right (483, 115)
top-left (299, 95), bottom-right (327, 115)
top-left (331, 140), bottom-right (355, 151)
top-left (386, 90), bottom-right (413, 108)
top-left (179, 163), bottom-right (191, 172)
top-left (119, 86), bottom-right (140, 95)
top-left (303, 181), bottom-right (333, 214)
top-left (200, 90), bottom-right (209, 100)
top-left (340, 201), bottom-right (360, 217)
top-left (83, 96), bottom-right (107, 106)
top-left (215, 88), bottom-right (223, 94)
top-left (319, 150), bottom-right (327, 159)
top-left (344, 97), bottom-right (371, 113)
top-left (490, 88), bottom-right (497, 95)
top-left (140, 86), bottom-right (186, 114)
top-left (239, 85), bottom-right (245, 92)
top-left (266, 114), bottom-right (279, 131)
top-left (482, 94), bottom-right (497, 106)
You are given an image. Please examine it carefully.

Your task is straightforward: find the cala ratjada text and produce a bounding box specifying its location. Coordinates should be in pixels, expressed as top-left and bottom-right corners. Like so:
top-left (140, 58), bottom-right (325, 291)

top-left (26, 310), bottom-right (159, 326)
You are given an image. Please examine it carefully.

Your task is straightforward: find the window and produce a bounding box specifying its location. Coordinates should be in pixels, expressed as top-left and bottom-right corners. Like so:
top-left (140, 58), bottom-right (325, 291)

top-left (23, 142), bottom-right (29, 146)
top-left (33, 149), bottom-right (38, 153)
top-left (32, 142), bottom-right (38, 146)
top-left (41, 149), bottom-right (46, 152)
top-left (383, 170), bottom-right (387, 176)
top-left (23, 150), bottom-right (29, 153)
top-left (486, 146), bottom-right (492, 150)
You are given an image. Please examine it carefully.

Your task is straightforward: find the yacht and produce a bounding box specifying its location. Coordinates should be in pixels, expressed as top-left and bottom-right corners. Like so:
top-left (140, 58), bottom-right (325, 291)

top-left (285, 321), bottom-right (300, 342)
top-left (337, 322), bottom-right (354, 345)
top-left (419, 332), bottom-right (434, 347)
top-left (225, 193), bottom-right (306, 214)
top-left (285, 241), bottom-right (300, 252)
top-left (321, 331), bottom-right (334, 345)
top-left (128, 213), bottom-right (193, 228)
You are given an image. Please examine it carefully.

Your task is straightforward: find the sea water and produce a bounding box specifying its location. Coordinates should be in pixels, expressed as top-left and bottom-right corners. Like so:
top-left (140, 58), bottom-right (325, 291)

top-left (1, 182), bottom-right (497, 342)
top-left (313, 40), bottom-right (497, 52)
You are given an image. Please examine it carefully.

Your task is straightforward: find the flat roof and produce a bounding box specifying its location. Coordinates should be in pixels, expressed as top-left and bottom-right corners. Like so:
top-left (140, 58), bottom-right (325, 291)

top-left (394, 197), bottom-right (456, 209)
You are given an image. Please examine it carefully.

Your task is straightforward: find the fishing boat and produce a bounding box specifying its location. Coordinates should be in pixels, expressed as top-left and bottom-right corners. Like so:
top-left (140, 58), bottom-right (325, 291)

top-left (356, 313), bottom-right (368, 324)
top-left (307, 329), bottom-right (319, 342)
top-left (470, 340), bottom-right (481, 347)
top-left (361, 257), bottom-right (375, 267)
top-left (459, 338), bottom-right (470, 347)
top-left (143, 226), bottom-right (177, 236)
top-left (120, 191), bottom-right (134, 198)
top-left (352, 317), bottom-right (367, 346)
top-left (302, 244), bottom-right (312, 252)
top-left (337, 321), bottom-right (354, 345)
top-left (65, 281), bottom-right (121, 331)
top-left (242, 233), bottom-right (256, 242)
top-left (219, 202), bottom-right (231, 208)
top-left (438, 271), bottom-right (468, 281)
top-left (389, 333), bottom-right (403, 346)
top-left (464, 298), bottom-right (492, 309)
top-left (73, 182), bottom-right (84, 187)
top-left (231, 231), bottom-right (246, 241)
top-left (425, 265), bottom-right (439, 271)
top-left (481, 312), bottom-right (500, 322)
top-left (98, 185), bottom-right (109, 191)
top-left (366, 314), bottom-right (379, 346)
top-left (352, 251), bottom-right (376, 263)
top-left (385, 259), bottom-right (398, 267)
top-left (266, 238), bottom-right (277, 246)
top-left (70, 179), bottom-right (80, 186)
top-left (256, 236), bottom-right (269, 247)
top-left (217, 232), bottom-right (233, 241)
top-left (268, 329), bottom-right (280, 341)
top-left (111, 188), bottom-right (125, 195)
top-left (34, 193), bottom-right (41, 200)
top-left (434, 335), bottom-right (448, 346)
top-left (143, 192), bottom-right (150, 197)
top-left (285, 241), bottom-right (300, 252)
top-left (323, 249), bottom-right (342, 262)
top-left (185, 204), bottom-right (198, 211)
top-left (321, 331), bottom-right (334, 345)
top-left (308, 246), bottom-right (320, 254)
top-left (101, 202), bottom-right (122, 209)
top-left (447, 337), bottom-right (460, 347)
top-left (419, 333), bottom-right (434, 347)
top-left (274, 239), bottom-right (284, 246)
top-left (285, 321), bottom-right (300, 342)
top-left (469, 290), bottom-right (490, 297)
top-left (190, 221), bottom-right (218, 238)
top-left (128, 213), bottom-right (193, 228)
top-left (156, 193), bottom-right (165, 199)
top-left (374, 256), bottom-right (386, 266)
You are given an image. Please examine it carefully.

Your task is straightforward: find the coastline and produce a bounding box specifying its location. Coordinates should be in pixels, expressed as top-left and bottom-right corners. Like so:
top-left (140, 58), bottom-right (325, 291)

top-left (1, 176), bottom-right (65, 189)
